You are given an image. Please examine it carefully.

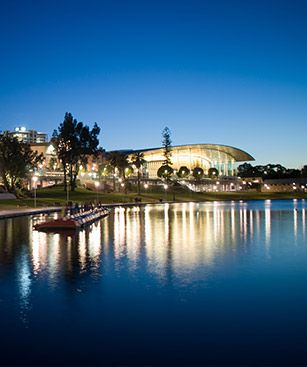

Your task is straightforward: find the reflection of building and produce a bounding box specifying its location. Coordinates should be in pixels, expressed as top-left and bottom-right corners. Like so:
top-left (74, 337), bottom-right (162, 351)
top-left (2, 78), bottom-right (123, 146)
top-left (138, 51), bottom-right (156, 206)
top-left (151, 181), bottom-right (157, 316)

top-left (128, 144), bottom-right (254, 178)
top-left (5, 127), bottom-right (48, 143)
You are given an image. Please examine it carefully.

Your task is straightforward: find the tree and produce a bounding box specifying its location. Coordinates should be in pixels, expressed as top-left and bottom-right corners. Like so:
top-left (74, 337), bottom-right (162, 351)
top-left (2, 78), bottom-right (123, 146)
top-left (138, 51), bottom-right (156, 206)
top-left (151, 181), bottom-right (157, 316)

top-left (157, 165), bottom-right (174, 179)
top-left (177, 166), bottom-right (190, 178)
top-left (130, 152), bottom-right (146, 195)
top-left (0, 133), bottom-right (43, 193)
top-left (106, 151), bottom-right (130, 190)
top-left (161, 126), bottom-right (172, 166)
top-left (208, 167), bottom-right (219, 178)
top-left (52, 112), bottom-right (101, 192)
top-left (237, 163), bottom-right (254, 177)
top-left (192, 167), bottom-right (204, 180)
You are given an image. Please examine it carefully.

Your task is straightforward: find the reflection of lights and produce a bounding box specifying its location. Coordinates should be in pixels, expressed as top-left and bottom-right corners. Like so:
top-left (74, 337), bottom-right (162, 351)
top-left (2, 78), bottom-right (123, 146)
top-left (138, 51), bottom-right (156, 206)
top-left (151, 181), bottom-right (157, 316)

top-left (126, 210), bottom-right (141, 268)
top-left (114, 207), bottom-right (126, 259)
top-left (88, 222), bottom-right (102, 267)
top-left (18, 251), bottom-right (31, 302)
top-left (31, 230), bottom-right (48, 274)
top-left (49, 234), bottom-right (61, 280)
top-left (144, 183), bottom-right (149, 189)
top-left (164, 184), bottom-right (168, 190)
top-left (294, 208), bottom-right (298, 240)
top-left (78, 231), bottom-right (87, 270)
top-left (265, 206), bottom-right (271, 248)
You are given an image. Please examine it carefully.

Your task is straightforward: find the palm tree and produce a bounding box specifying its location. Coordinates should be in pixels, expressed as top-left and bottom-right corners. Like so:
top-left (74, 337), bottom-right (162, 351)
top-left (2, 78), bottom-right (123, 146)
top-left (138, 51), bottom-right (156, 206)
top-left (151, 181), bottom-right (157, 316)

top-left (106, 151), bottom-right (129, 191)
top-left (130, 152), bottom-right (146, 195)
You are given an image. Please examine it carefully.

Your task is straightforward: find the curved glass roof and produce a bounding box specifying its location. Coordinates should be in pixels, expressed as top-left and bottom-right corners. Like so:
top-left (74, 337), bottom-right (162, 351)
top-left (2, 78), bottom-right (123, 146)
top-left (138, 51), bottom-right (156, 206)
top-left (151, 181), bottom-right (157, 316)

top-left (135, 144), bottom-right (254, 162)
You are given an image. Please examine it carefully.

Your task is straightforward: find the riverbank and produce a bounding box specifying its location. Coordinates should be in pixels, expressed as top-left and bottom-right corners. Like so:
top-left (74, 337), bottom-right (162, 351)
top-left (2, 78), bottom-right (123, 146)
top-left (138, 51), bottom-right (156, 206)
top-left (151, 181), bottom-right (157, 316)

top-left (1, 187), bottom-right (307, 219)
top-left (0, 206), bottom-right (62, 220)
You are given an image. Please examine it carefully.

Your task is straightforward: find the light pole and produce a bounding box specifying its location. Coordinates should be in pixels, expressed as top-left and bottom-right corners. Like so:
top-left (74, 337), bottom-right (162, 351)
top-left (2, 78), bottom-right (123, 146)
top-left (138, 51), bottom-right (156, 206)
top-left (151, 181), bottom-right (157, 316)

top-left (164, 183), bottom-right (168, 201)
top-left (66, 178), bottom-right (69, 203)
top-left (32, 176), bottom-right (38, 208)
top-left (95, 181), bottom-right (100, 203)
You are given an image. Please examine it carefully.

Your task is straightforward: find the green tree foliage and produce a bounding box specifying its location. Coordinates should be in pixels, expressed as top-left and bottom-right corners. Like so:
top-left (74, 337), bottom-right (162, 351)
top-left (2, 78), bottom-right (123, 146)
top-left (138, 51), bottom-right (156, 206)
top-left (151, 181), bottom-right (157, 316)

top-left (52, 112), bottom-right (101, 191)
top-left (192, 167), bottom-right (204, 180)
top-left (0, 133), bottom-right (43, 193)
top-left (130, 152), bottom-right (146, 195)
top-left (161, 126), bottom-right (172, 166)
top-left (176, 166), bottom-right (190, 178)
top-left (157, 165), bottom-right (174, 179)
top-left (208, 167), bottom-right (219, 178)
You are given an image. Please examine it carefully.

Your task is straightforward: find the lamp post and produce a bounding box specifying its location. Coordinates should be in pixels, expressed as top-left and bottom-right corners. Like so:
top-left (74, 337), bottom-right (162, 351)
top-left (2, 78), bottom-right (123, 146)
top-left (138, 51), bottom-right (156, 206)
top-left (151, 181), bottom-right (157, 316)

top-left (164, 183), bottom-right (168, 201)
top-left (66, 179), bottom-right (69, 203)
top-left (32, 176), bottom-right (38, 208)
top-left (95, 181), bottom-right (100, 203)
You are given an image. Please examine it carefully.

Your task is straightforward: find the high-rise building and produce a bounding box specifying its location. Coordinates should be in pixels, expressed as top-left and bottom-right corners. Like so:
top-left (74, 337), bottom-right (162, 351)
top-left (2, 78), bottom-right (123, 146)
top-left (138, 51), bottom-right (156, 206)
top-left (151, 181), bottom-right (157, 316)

top-left (3, 127), bottom-right (48, 143)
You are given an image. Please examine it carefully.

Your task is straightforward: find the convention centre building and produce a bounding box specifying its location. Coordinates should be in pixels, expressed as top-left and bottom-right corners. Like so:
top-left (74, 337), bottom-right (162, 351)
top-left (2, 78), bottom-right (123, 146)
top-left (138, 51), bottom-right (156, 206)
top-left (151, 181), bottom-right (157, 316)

top-left (130, 143), bottom-right (254, 178)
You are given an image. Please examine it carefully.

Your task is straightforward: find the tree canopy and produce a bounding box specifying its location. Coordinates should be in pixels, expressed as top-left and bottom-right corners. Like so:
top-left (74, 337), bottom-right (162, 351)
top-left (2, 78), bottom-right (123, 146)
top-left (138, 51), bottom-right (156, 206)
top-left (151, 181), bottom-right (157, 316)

top-left (192, 167), bottom-right (204, 180)
top-left (130, 152), bottom-right (146, 195)
top-left (157, 165), bottom-right (174, 179)
top-left (176, 166), bottom-right (190, 178)
top-left (0, 133), bottom-right (43, 193)
top-left (237, 163), bottom-right (301, 179)
top-left (52, 112), bottom-right (101, 191)
top-left (161, 126), bottom-right (172, 166)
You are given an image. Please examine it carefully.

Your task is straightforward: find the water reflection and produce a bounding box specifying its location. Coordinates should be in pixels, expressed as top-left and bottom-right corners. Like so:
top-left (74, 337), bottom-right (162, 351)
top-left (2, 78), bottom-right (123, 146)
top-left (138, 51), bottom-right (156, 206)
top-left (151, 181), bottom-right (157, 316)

top-left (1, 201), bottom-right (307, 323)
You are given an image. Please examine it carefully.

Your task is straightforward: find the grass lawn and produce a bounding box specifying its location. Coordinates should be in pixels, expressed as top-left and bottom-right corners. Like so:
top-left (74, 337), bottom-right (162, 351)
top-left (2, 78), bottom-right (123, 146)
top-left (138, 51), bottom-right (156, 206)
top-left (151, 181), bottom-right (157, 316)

top-left (1, 184), bottom-right (307, 210)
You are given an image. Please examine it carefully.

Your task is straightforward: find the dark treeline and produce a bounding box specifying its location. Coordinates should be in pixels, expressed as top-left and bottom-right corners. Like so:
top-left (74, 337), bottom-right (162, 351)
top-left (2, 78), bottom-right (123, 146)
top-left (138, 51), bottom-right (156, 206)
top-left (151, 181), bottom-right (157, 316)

top-left (238, 163), bottom-right (303, 179)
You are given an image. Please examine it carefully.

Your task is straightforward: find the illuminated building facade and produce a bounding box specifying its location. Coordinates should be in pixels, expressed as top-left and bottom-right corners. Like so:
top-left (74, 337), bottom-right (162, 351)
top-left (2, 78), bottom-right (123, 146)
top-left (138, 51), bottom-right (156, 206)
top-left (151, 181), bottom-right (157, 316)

top-left (130, 144), bottom-right (254, 178)
top-left (5, 127), bottom-right (48, 143)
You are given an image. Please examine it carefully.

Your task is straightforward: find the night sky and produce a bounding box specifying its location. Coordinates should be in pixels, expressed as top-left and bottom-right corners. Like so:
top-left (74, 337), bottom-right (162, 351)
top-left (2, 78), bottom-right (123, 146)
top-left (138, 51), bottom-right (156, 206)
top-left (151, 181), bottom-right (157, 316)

top-left (0, 0), bottom-right (306, 167)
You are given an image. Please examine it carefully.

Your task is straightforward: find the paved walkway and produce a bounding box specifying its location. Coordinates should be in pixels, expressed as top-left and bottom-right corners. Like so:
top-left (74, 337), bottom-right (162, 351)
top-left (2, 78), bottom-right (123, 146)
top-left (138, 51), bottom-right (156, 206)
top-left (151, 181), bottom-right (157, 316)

top-left (0, 201), bottom-right (173, 220)
top-left (0, 207), bottom-right (62, 220)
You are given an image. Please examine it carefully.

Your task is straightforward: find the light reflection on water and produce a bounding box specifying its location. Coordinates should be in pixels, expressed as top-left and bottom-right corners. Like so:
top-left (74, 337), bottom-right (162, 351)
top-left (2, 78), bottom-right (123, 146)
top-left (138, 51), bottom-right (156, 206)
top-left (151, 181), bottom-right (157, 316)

top-left (1, 200), bottom-right (307, 365)
top-left (4, 200), bottom-right (307, 285)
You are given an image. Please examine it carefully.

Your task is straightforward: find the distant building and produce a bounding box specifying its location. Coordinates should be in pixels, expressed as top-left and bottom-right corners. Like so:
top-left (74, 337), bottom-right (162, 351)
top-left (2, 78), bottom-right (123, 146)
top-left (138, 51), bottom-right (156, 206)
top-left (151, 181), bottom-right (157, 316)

top-left (4, 127), bottom-right (48, 143)
top-left (127, 144), bottom-right (254, 178)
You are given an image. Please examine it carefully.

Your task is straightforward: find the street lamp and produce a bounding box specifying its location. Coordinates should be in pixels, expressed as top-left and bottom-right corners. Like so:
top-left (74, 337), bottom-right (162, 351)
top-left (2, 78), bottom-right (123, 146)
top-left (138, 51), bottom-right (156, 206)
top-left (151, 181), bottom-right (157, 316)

top-left (95, 181), bottom-right (100, 203)
top-left (32, 176), bottom-right (38, 208)
top-left (164, 183), bottom-right (168, 201)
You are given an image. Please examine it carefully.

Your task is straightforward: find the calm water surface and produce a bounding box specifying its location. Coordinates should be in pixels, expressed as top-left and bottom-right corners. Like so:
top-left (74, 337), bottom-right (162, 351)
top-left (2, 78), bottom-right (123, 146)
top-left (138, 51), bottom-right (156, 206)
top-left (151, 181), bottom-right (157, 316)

top-left (1, 200), bottom-right (307, 365)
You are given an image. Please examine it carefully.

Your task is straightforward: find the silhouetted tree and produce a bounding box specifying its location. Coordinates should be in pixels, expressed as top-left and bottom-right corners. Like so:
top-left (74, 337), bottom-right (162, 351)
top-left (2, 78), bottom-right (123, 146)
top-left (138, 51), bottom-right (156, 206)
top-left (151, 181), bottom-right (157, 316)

top-left (0, 133), bottom-right (43, 193)
top-left (52, 112), bottom-right (101, 191)
top-left (208, 167), bottom-right (219, 178)
top-left (176, 166), bottom-right (190, 178)
top-left (157, 165), bottom-right (174, 179)
top-left (238, 162), bottom-right (301, 179)
top-left (161, 126), bottom-right (172, 166)
top-left (130, 152), bottom-right (146, 194)
top-left (192, 167), bottom-right (204, 180)
top-left (106, 151), bottom-right (130, 190)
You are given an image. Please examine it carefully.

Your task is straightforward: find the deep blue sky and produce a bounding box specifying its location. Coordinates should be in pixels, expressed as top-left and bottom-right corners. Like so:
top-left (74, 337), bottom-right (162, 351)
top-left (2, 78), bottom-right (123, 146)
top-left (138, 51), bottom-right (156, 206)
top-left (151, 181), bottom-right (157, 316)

top-left (0, 0), bottom-right (306, 167)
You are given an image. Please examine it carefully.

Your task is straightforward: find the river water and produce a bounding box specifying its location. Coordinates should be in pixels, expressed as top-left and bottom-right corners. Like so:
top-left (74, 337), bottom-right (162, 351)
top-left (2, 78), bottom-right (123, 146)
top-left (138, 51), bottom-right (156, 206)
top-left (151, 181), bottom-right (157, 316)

top-left (0, 200), bottom-right (307, 365)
